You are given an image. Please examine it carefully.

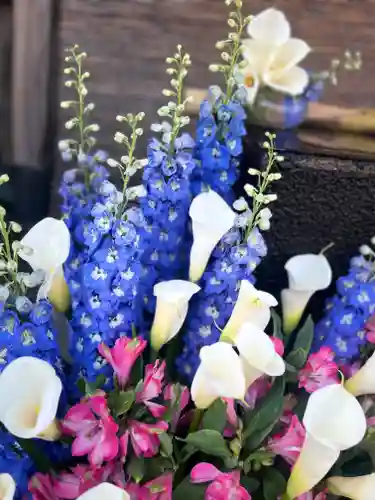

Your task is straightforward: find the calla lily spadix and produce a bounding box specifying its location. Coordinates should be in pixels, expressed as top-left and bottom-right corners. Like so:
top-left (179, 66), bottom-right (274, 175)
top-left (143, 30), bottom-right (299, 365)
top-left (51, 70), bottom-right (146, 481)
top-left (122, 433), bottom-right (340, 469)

top-left (150, 280), bottom-right (200, 351)
top-left (76, 483), bottom-right (130, 500)
top-left (0, 357), bottom-right (62, 441)
top-left (0, 474), bottom-right (16, 500)
top-left (345, 351), bottom-right (375, 397)
top-left (235, 322), bottom-right (285, 388)
top-left (191, 342), bottom-right (246, 409)
top-left (237, 8), bottom-right (311, 105)
top-left (18, 217), bottom-right (71, 312)
top-left (189, 191), bottom-right (236, 282)
top-left (281, 253), bottom-right (332, 335)
top-left (220, 281), bottom-right (277, 342)
top-left (327, 473), bottom-right (375, 500)
top-left (286, 384), bottom-right (367, 499)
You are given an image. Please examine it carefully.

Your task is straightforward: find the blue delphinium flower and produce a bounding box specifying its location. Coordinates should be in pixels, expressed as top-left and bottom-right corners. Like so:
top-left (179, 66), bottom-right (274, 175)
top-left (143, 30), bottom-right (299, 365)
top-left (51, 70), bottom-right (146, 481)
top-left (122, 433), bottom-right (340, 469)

top-left (313, 252), bottom-right (375, 361)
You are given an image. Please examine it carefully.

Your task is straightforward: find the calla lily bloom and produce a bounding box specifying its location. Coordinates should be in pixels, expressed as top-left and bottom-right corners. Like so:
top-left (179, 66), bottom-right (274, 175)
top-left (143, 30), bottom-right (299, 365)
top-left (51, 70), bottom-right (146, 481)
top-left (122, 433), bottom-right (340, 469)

top-left (237, 8), bottom-right (311, 104)
top-left (220, 280), bottom-right (277, 342)
top-left (76, 483), bottom-right (130, 500)
top-left (191, 342), bottom-right (246, 409)
top-left (150, 280), bottom-right (200, 351)
top-left (236, 322), bottom-right (285, 388)
top-left (345, 351), bottom-right (375, 397)
top-left (327, 473), bottom-right (375, 500)
top-left (286, 384), bottom-right (367, 499)
top-left (19, 217), bottom-right (71, 312)
top-left (0, 357), bottom-right (62, 441)
top-left (0, 474), bottom-right (16, 500)
top-left (189, 191), bottom-right (236, 282)
top-left (281, 254), bottom-right (332, 334)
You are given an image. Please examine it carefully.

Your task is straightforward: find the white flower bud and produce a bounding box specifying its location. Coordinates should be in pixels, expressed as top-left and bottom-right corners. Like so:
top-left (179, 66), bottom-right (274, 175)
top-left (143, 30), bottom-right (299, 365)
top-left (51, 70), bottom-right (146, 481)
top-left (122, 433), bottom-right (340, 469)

top-left (371, 236), bottom-right (375, 246)
top-left (262, 141), bottom-right (270, 149)
top-left (120, 155), bottom-right (130, 164)
top-left (10, 222), bottom-right (22, 234)
top-left (209, 64), bottom-right (220, 73)
top-left (228, 19), bottom-right (237, 28)
top-left (157, 106), bottom-right (170, 117)
top-left (7, 261), bottom-right (17, 272)
top-left (166, 57), bottom-right (174, 64)
top-left (82, 71), bottom-right (90, 79)
top-left (136, 112), bottom-right (145, 120)
top-left (114, 132), bottom-right (126, 143)
top-left (107, 159), bottom-right (120, 169)
top-left (233, 197), bottom-right (249, 211)
top-left (276, 155), bottom-right (285, 162)
top-left (80, 86), bottom-right (88, 97)
top-left (135, 128), bottom-right (143, 136)
top-left (360, 245), bottom-right (372, 256)
top-left (0, 206), bottom-right (6, 217)
top-left (244, 183), bottom-right (256, 197)
top-left (216, 41), bottom-right (226, 50)
top-left (0, 174), bottom-right (9, 185)
top-left (264, 193), bottom-right (278, 203)
top-left (248, 168), bottom-right (259, 176)
top-left (116, 115), bottom-right (125, 122)
top-left (180, 116), bottom-right (190, 126)
top-left (170, 79), bottom-right (179, 89)
top-left (58, 140), bottom-right (70, 152)
top-left (268, 173), bottom-right (282, 181)
top-left (64, 80), bottom-right (74, 88)
top-left (60, 101), bottom-right (72, 109)
top-left (65, 120), bottom-right (76, 130)
top-left (166, 68), bottom-right (175, 76)
top-left (259, 218), bottom-right (271, 231)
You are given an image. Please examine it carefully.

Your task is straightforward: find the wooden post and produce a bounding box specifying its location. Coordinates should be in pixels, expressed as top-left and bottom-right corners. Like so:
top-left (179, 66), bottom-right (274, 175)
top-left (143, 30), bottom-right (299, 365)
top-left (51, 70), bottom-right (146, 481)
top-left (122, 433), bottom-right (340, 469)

top-left (12, 0), bottom-right (53, 167)
top-left (0, 5), bottom-right (12, 163)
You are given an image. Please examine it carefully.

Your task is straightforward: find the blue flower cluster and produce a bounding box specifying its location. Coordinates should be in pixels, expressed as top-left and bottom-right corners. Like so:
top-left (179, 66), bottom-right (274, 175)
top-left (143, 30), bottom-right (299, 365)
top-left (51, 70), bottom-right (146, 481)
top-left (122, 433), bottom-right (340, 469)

top-left (313, 254), bottom-right (375, 361)
top-left (139, 133), bottom-right (196, 312)
top-left (190, 88), bottom-right (247, 202)
top-left (176, 227), bottom-right (267, 381)
top-left (65, 179), bottom-right (145, 396)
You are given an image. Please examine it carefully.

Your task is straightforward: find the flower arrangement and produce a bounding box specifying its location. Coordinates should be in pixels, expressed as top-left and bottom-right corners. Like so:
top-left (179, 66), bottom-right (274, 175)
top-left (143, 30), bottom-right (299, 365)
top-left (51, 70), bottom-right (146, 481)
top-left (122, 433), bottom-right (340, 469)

top-left (0, 1), bottom-right (375, 500)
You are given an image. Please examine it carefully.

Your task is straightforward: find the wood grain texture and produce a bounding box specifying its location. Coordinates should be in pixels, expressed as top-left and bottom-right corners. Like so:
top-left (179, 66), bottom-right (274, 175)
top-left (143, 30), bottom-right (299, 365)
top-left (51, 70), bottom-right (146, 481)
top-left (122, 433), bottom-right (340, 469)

top-left (0, 5), bottom-right (12, 164)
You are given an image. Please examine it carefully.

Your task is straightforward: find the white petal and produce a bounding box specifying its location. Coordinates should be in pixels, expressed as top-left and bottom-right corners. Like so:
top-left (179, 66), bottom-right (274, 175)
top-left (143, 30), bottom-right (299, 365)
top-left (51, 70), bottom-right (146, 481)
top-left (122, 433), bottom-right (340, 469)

top-left (328, 473), bottom-right (375, 500)
top-left (303, 384), bottom-right (366, 450)
top-left (287, 433), bottom-right (340, 499)
top-left (77, 483), bottom-right (130, 500)
top-left (269, 38), bottom-right (311, 75)
top-left (154, 280), bottom-right (200, 303)
top-left (19, 218), bottom-right (70, 272)
top-left (281, 288), bottom-right (313, 335)
top-left (0, 357), bottom-right (62, 440)
top-left (284, 254), bottom-right (332, 292)
top-left (236, 323), bottom-right (285, 387)
top-left (0, 474), bottom-right (16, 500)
top-left (235, 65), bottom-right (260, 105)
top-left (221, 280), bottom-right (277, 341)
top-left (345, 351), bottom-right (375, 396)
top-left (264, 65), bottom-right (309, 96)
top-left (189, 192), bottom-right (236, 282)
top-left (247, 8), bottom-right (291, 45)
top-left (241, 39), bottom-right (277, 77)
top-left (191, 343), bottom-right (246, 409)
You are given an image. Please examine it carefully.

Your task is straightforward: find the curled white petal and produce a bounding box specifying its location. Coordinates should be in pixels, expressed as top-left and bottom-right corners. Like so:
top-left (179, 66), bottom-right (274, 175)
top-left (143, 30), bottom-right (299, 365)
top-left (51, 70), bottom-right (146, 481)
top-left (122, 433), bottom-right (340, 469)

top-left (189, 192), bottom-right (236, 282)
top-left (345, 351), bottom-right (375, 396)
top-left (76, 483), bottom-right (130, 500)
top-left (247, 8), bottom-right (291, 45)
top-left (328, 473), bottom-right (375, 500)
top-left (0, 474), bottom-right (16, 500)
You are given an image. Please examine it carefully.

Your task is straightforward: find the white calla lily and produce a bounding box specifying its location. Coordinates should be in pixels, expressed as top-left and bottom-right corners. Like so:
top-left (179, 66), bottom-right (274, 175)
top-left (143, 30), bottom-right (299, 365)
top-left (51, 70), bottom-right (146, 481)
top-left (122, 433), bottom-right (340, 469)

top-left (76, 483), bottom-right (130, 500)
top-left (237, 8), bottom-right (311, 104)
top-left (0, 357), bottom-right (62, 441)
top-left (281, 253), bottom-right (332, 334)
top-left (345, 351), bottom-right (375, 396)
top-left (150, 280), bottom-right (200, 351)
top-left (327, 473), bottom-right (375, 500)
top-left (189, 191), bottom-right (236, 282)
top-left (235, 322), bottom-right (285, 388)
top-left (220, 281), bottom-right (277, 342)
top-left (0, 474), bottom-right (16, 500)
top-left (19, 217), bottom-right (71, 312)
top-left (287, 384), bottom-right (367, 499)
top-left (191, 342), bottom-right (246, 409)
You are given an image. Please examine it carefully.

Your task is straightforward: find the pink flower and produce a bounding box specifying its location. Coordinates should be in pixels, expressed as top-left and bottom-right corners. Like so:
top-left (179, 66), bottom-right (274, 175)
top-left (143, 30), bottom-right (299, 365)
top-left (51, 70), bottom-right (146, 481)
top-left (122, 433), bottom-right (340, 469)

top-left (222, 398), bottom-right (238, 437)
top-left (298, 347), bottom-right (339, 393)
top-left (270, 336), bottom-right (285, 356)
top-left (295, 492), bottom-right (327, 500)
top-left (164, 384), bottom-right (190, 432)
top-left (245, 375), bottom-right (271, 409)
top-left (128, 420), bottom-right (168, 458)
top-left (136, 360), bottom-right (166, 417)
top-left (62, 395), bottom-right (119, 467)
top-left (267, 414), bottom-right (306, 465)
top-left (191, 463), bottom-right (250, 499)
top-left (144, 473), bottom-right (173, 499)
top-left (29, 473), bottom-right (60, 500)
top-left (365, 314), bottom-right (375, 343)
top-left (98, 336), bottom-right (147, 388)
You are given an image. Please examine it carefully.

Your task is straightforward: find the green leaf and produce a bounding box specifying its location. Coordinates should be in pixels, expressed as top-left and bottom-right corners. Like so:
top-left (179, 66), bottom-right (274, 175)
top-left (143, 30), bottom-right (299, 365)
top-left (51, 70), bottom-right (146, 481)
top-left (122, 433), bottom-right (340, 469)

top-left (263, 469), bottom-right (287, 500)
top-left (77, 378), bottom-right (86, 396)
top-left (271, 309), bottom-right (283, 340)
top-left (108, 389), bottom-right (135, 417)
top-left (202, 399), bottom-right (227, 433)
top-left (185, 429), bottom-right (232, 459)
top-left (159, 432), bottom-right (173, 457)
top-left (286, 316), bottom-right (314, 369)
top-left (127, 455), bottom-right (145, 482)
top-left (240, 476), bottom-right (260, 493)
top-left (243, 376), bottom-right (285, 451)
top-left (173, 476), bottom-right (206, 500)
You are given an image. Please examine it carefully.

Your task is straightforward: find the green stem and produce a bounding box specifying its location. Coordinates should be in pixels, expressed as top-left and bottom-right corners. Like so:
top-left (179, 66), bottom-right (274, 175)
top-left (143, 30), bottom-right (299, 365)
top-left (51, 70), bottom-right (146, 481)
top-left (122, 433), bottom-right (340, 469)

top-left (224, 9), bottom-right (247, 103)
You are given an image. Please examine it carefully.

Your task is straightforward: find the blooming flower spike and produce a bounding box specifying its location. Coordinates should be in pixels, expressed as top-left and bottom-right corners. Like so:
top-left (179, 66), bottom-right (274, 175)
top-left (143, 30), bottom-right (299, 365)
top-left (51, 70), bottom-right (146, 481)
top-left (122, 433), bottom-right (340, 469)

top-left (76, 483), bottom-right (130, 500)
top-left (150, 280), bottom-right (200, 351)
top-left (286, 384), bottom-right (366, 499)
top-left (19, 217), bottom-right (71, 312)
top-left (189, 191), bottom-right (236, 282)
top-left (345, 350), bottom-right (375, 396)
top-left (191, 342), bottom-right (246, 409)
top-left (327, 473), bottom-right (375, 500)
top-left (235, 322), bottom-right (285, 388)
top-left (0, 474), bottom-right (15, 500)
top-left (0, 357), bottom-right (62, 440)
top-left (220, 280), bottom-right (277, 342)
top-left (281, 253), bottom-right (332, 334)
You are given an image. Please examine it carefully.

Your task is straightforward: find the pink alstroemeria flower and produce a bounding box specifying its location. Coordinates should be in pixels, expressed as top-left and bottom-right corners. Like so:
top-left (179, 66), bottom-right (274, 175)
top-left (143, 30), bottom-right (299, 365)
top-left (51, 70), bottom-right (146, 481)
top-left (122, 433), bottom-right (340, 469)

top-left (126, 473), bottom-right (173, 499)
top-left (365, 314), bottom-right (375, 343)
top-left (298, 347), bottom-right (339, 393)
top-left (267, 414), bottom-right (306, 466)
top-left (136, 360), bottom-right (166, 418)
top-left (98, 336), bottom-right (147, 388)
top-left (62, 395), bottom-right (119, 467)
top-left (191, 463), bottom-right (251, 499)
top-left (128, 420), bottom-right (168, 458)
top-left (245, 375), bottom-right (271, 409)
top-left (270, 336), bottom-right (285, 356)
top-left (164, 383), bottom-right (190, 432)
top-left (294, 491), bottom-right (327, 500)
top-left (222, 398), bottom-right (238, 437)
top-left (29, 473), bottom-right (60, 500)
